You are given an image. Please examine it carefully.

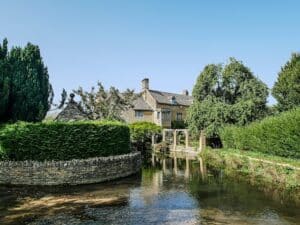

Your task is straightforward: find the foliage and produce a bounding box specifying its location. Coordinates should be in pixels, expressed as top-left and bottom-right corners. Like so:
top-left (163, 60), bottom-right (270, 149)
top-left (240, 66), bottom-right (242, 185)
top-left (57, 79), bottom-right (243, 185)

top-left (0, 121), bottom-right (131, 161)
top-left (0, 39), bottom-right (53, 123)
top-left (272, 53), bottom-right (300, 112)
top-left (73, 82), bottom-right (136, 121)
top-left (201, 148), bottom-right (300, 204)
top-left (0, 39), bottom-right (10, 121)
top-left (220, 108), bottom-right (300, 159)
top-left (129, 122), bottom-right (161, 151)
top-left (187, 58), bottom-right (269, 138)
top-left (129, 122), bottom-right (161, 143)
top-left (171, 120), bottom-right (187, 129)
top-left (154, 141), bottom-right (170, 153)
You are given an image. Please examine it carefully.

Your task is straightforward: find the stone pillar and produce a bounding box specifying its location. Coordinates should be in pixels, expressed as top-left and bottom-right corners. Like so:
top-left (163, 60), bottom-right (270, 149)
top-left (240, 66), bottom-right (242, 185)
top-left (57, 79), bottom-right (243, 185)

top-left (185, 157), bottom-right (190, 178)
top-left (173, 156), bottom-right (178, 175)
top-left (162, 130), bottom-right (166, 142)
top-left (152, 154), bottom-right (155, 167)
top-left (185, 130), bottom-right (189, 149)
top-left (163, 159), bottom-right (166, 173)
top-left (199, 130), bottom-right (206, 152)
top-left (151, 134), bottom-right (155, 146)
top-left (199, 157), bottom-right (204, 180)
top-left (173, 130), bottom-right (177, 151)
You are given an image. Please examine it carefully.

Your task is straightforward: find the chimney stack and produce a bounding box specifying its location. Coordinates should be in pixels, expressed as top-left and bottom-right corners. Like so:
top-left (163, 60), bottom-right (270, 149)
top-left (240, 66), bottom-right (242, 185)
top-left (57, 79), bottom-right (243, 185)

top-left (182, 89), bottom-right (189, 96)
top-left (142, 78), bottom-right (149, 91)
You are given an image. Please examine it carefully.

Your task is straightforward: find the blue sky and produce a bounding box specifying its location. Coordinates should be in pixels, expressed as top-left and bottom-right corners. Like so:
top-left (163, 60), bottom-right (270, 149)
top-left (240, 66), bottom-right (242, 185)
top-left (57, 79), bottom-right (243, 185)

top-left (1, 0), bottom-right (299, 104)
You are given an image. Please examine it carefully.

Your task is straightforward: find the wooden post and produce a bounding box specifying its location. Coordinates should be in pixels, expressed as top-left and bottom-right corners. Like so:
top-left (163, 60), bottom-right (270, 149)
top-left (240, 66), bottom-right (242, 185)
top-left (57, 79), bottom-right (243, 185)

top-left (199, 130), bottom-right (206, 152)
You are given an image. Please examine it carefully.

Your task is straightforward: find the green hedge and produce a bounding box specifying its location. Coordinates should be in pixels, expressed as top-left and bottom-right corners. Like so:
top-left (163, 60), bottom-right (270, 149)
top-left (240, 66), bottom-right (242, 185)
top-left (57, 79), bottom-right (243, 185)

top-left (0, 121), bottom-right (131, 161)
top-left (220, 108), bottom-right (300, 159)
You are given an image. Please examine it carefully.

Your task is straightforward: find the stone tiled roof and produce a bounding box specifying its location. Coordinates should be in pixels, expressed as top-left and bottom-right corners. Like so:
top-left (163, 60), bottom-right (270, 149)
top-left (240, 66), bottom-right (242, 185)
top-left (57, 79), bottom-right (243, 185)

top-left (148, 90), bottom-right (193, 106)
top-left (133, 96), bottom-right (153, 111)
top-left (55, 99), bottom-right (88, 122)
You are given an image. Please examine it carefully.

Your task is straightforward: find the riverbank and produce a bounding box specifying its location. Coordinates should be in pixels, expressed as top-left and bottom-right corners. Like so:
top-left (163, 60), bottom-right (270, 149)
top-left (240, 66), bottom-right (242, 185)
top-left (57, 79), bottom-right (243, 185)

top-left (201, 148), bottom-right (300, 205)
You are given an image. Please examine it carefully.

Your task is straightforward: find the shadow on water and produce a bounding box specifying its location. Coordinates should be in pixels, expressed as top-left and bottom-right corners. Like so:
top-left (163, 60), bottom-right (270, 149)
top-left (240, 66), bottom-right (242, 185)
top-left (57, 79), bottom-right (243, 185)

top-left (0, 152), bottom-right (299, 225)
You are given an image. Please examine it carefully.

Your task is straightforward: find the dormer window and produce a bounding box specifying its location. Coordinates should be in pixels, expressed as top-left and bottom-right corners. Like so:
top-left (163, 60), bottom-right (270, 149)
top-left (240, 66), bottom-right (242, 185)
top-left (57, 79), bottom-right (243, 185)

top-left (171, 96), bottom-right (177, 105)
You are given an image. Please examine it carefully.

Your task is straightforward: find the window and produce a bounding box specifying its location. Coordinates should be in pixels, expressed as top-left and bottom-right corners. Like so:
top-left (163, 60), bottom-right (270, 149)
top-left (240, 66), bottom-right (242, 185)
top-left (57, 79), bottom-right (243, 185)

top-left (171, 96), bottom-right (177, 105)
top-left (162, 110), bottom-right (171, 121)
top-left (135, 111), bottom-right (144, 118)
top-left (176, 113), bottom-right (183, 121)
top-left (157, 112), bottom-right (161, 120)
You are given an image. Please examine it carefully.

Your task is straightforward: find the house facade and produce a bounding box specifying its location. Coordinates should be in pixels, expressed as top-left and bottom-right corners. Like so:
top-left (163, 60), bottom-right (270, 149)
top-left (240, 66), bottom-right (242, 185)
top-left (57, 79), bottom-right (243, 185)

top-left (122, 78), bottom-right (193, 128)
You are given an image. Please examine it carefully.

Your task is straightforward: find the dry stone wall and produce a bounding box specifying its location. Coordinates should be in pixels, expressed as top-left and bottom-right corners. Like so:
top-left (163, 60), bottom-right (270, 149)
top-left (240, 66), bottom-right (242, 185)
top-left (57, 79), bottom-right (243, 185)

top-left (0, 152), bottom-right (141, 185)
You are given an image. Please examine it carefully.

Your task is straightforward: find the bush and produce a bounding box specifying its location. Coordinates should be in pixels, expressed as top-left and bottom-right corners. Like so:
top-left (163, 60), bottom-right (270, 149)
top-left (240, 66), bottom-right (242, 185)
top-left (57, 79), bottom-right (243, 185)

top-left (220, 108), bottom-right (300, 159)
top-left (129, 122), bottom-right (161, 142)
top-left (129, 122), bottom-right (161, 151)
top-left (0, 121), bottom-right (131, 161)
top-left (171, 120), bottom-right (187, 129)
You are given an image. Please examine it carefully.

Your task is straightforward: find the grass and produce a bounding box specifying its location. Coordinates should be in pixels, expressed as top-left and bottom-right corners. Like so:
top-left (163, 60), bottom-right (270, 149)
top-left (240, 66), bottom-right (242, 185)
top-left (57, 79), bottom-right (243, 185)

top-left (201, 148), bottom-right (300, 205)
top-left (217, 148), bottom-right (300, 168)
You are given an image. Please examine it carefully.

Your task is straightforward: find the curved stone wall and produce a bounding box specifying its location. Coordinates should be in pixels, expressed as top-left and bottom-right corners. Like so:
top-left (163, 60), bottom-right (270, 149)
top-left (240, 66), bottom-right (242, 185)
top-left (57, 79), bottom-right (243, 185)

top-left (0, 152), bottom-right (141, 185)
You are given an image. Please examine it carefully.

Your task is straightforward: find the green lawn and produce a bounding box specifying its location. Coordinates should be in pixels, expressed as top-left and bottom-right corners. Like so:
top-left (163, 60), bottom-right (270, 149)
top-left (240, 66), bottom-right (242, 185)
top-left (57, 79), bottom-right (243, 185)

top-left (217, 148), bottom-right (300, 168)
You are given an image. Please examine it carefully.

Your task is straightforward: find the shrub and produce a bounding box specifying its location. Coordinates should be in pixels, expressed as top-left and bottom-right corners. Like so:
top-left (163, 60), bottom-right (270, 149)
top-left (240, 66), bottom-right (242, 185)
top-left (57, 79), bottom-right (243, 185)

top-left (0, 121), bottom-right (131, 161)
top-left (129, 122), bottom-right (161, 151)
top-left (171, 120), bottom-right (187, 129)
top-left (220, 108), bottom-right (300, 159)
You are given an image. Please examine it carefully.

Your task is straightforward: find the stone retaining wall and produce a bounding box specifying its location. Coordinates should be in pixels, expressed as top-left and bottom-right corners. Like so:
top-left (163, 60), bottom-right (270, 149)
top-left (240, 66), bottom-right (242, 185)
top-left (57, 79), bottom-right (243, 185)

top-left (0, 152), bottom-right (141, 185)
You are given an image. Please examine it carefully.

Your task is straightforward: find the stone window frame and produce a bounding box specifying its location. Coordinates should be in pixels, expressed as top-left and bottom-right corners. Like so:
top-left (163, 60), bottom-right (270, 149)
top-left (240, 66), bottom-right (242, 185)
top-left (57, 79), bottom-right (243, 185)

top-left (176, 112), bottom-right (183, 121)
top-left (135, 110), bottom-right (144, 118)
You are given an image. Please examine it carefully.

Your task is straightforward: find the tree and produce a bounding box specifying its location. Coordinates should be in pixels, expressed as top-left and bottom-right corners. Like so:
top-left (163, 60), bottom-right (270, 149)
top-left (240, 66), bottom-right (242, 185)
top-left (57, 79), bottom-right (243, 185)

top-left (0, 39), bottom-right (10, 121)
top-left (73, 82), bottom-right (136, 121)
top-left (187, 58), bottom-right (269, 139)
top-left (272, 53), bottom-right (300, 112)
top-left (0, 39), bottom-right (53, 123)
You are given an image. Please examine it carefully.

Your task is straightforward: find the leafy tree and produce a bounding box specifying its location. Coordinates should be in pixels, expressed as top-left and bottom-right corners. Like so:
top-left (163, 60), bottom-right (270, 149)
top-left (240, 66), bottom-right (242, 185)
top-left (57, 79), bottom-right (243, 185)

top-left (187, 58), bottom-right (268, 139)
top-left (73, 82), bottom-right (136, 121)
top-left (0, 39), bottom-right (53, 123)
top-left (272, 53), bottom-right (300, 112)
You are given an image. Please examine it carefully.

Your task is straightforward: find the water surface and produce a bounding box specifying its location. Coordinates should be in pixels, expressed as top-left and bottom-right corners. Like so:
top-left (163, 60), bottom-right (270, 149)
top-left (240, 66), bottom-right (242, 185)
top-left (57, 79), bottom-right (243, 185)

top-left (0, 153), bottom-right (299, 225)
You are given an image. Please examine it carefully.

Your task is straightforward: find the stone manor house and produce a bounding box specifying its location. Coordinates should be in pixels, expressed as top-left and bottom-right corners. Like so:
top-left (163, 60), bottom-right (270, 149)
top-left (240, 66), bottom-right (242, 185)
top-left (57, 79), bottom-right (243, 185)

top-left (122, 78), bottom-right (193, 128)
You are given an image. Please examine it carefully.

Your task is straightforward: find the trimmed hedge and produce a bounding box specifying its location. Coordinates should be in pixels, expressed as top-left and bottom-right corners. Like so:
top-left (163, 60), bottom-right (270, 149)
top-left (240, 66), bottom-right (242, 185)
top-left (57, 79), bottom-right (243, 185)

top-left (0, 121), bottom-right (131, 161)
top-left (220, 108), bottom-right (300, 159)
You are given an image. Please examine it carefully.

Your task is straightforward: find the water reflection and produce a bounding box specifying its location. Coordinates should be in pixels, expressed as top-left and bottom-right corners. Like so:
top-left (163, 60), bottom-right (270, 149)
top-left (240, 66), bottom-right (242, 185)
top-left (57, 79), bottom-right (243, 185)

top-left (0, 152), bottom-right (299, 225)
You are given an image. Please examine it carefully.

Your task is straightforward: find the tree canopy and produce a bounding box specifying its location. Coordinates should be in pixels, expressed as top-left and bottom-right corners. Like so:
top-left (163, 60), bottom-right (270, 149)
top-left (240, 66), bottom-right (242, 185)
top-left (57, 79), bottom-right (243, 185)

top-left (0, 39), bottom-right (53, 122)
top-left (73, 82), bottom-right (136, 121)
top-left (272, 53), bottom-right (300, 112)
top-left (187, 58), bottom-right (269, 138)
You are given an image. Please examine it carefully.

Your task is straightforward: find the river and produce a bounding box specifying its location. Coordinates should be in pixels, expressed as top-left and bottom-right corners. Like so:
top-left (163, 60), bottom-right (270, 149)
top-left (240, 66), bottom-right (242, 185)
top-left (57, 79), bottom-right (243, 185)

top-left (0, 152), bottom-right (299, 225)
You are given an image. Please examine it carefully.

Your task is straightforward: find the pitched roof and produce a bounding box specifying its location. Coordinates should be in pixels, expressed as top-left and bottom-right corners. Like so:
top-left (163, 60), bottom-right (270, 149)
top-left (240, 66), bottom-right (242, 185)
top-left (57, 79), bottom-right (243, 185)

top-left (55, 101), bottom-right (88, 122)
top-left (133, 96), bottom-right (153, 111)
top-left (148, 90), bottom-right (193, 106)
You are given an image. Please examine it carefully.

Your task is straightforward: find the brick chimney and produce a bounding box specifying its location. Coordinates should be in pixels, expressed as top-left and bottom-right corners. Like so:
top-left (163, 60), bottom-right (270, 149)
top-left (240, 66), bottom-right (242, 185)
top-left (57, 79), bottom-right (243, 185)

top-left (142, 78), bottom-right (149, 91)
top-left (182, 89), bottom-right (189, 96)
